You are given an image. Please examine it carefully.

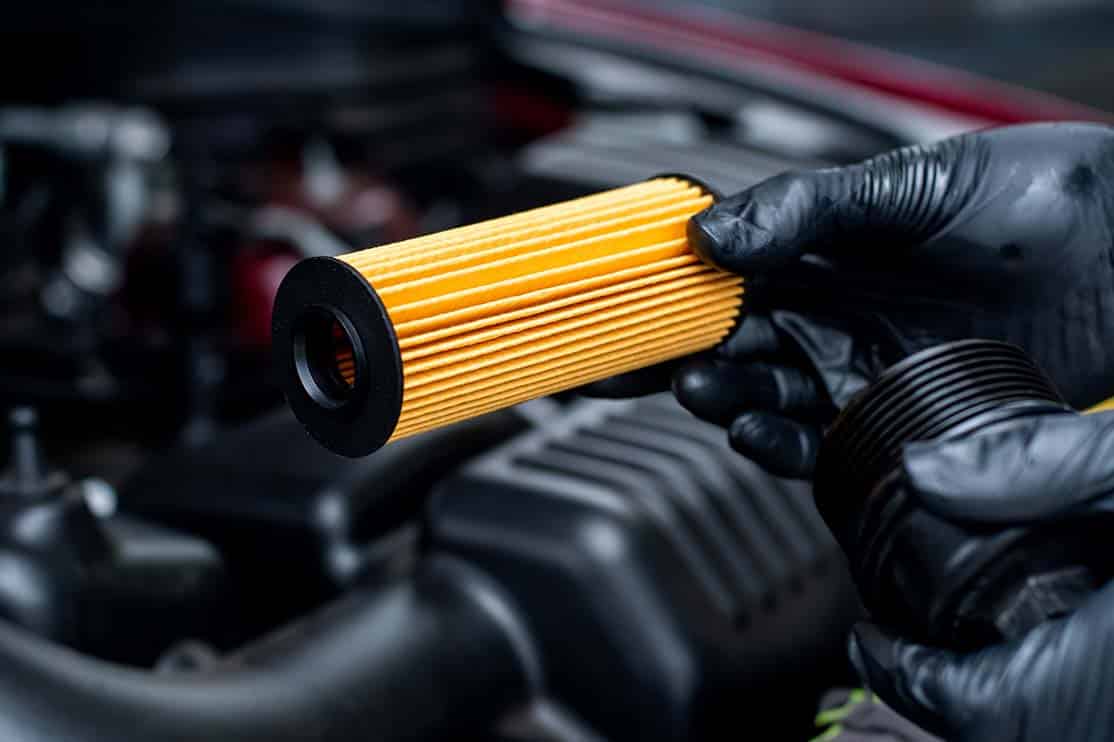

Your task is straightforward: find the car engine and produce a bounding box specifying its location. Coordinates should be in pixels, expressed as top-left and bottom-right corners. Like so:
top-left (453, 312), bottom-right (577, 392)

top-left (0, 1), bottom-right (1033, 739)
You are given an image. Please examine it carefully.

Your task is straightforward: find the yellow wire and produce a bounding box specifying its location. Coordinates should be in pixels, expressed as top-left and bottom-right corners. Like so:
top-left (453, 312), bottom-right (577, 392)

top-left (1087, 397), bottom-right (1114, 414)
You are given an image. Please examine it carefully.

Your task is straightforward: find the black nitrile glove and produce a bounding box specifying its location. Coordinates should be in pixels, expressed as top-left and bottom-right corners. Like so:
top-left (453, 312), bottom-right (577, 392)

top-left (848, 410), bottom-right (1114, 742)
top-left (586, 123), bottom-right (1114, 478)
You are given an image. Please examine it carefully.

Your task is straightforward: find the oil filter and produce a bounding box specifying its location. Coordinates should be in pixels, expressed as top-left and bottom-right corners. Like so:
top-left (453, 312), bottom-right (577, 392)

top-left (815, 339), bottom-right (1114, 647)
top-left (272, 176), bottom-right (742, 456)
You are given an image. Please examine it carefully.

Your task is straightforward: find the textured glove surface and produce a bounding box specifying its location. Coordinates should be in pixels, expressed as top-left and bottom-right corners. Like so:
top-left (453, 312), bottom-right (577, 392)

top-left (849, 410), bottom-right (1114, 742)
top-left (587, 123), bottom-right (1114, 478)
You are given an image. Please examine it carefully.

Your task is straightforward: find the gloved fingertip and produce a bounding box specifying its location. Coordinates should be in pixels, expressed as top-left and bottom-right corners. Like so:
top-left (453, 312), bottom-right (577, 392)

top-left (687, 209), bottom-right (731, 270)
top-left (903, 411), bottom-right (1114, 524)
top-left (728, 411), bottom-right (818, 479)
top-left (717, 314), bottom-right (783, 360)
top-left (673, 358), bottom-right (732, 424)
top-left (687, 199), bottom-right (782, 274)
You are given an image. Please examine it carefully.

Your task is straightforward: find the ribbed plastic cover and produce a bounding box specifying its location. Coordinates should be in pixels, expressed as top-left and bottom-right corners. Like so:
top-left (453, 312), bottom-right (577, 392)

top-left (428, 395), bottom-right (858, 740)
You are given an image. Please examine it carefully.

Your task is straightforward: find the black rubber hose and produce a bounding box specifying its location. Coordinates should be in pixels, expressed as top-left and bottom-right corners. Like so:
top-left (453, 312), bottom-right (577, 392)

top-left (0, 557), bottom-right (539, 742)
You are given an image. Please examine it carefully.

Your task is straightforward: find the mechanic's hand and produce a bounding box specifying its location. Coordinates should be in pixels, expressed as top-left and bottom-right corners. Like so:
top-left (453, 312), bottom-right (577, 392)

top-left (587, 122), bottom-right (1114, 478)
top-left (848, 409), bottom-right (1114, 742)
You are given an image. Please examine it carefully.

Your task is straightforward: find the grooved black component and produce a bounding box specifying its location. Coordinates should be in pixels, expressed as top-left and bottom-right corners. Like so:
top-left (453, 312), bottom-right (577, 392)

top-left (428, 394), bottom-right (859, 741)
top-left (816, 339), bottom-right (1068, 539)
top-left (812, 339), bottom-right (1112, 648)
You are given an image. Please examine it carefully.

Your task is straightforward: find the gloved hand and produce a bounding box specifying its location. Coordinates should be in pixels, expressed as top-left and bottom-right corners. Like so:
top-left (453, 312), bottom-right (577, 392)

top-left (847, 409), bottom-right (1114, 742)
top-left (586, 122), bottom-right (1114, 478)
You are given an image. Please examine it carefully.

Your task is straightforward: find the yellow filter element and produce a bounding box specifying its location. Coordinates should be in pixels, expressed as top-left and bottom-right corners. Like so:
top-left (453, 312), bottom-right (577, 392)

top-left (272, 176), bottom-right (742, 457)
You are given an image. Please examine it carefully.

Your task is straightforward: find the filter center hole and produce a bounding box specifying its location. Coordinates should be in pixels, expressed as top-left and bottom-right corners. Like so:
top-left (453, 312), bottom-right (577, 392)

top-left (292, 306), bottom-right (364, 410)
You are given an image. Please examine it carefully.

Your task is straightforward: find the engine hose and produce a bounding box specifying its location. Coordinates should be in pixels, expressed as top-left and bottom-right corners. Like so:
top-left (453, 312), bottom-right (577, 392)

top-left (0, 557), bottom-right (538, 742)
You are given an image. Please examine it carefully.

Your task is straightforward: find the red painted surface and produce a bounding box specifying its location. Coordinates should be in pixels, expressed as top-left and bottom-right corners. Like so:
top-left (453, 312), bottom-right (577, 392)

top-left (508, 0), bottom-right (1112, 126)
top-left (232, 249), bottom-right (300, 349)
top-left (493, 83), bottom-right (573, 135)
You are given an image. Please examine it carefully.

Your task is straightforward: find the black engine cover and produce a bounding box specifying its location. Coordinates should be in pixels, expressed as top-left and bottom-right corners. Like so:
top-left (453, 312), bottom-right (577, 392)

top-left (428, 395), bottom-right (862, 741)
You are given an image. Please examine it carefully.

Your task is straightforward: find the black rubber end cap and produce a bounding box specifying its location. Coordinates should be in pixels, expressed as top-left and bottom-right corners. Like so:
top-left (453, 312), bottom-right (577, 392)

top-left (272, 256), bottom-right (403, 457)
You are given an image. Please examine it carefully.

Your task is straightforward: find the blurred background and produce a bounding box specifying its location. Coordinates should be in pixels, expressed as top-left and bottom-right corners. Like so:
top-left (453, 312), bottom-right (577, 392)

top-left (0, 2), bottom-right (1106, 740)
top-left (688, 0), bottom-right (1114, 111)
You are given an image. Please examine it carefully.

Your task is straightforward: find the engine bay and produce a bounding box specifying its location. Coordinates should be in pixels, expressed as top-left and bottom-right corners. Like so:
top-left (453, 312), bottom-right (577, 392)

top-left (0, 2), bottom-right (1009, 739)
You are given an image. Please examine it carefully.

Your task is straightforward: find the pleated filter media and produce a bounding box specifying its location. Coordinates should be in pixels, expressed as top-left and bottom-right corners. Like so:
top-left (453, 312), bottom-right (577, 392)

top-left (272, 176), bottom-right (743, 456)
